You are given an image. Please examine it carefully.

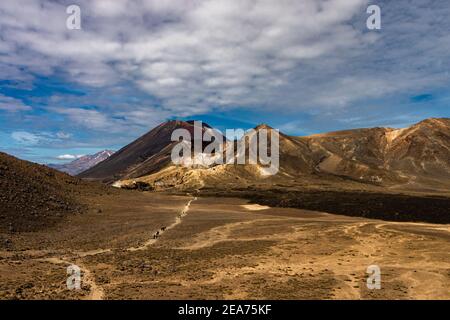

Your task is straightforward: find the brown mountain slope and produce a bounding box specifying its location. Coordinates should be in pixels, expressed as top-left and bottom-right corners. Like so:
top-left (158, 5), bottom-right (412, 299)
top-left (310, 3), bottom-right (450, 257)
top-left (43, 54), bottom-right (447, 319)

top-left (248, 124), bottom-right (315, 176)
top-left (386, 118), bottom-right (450, 178)
top-left (79, 120), bottom-right (217, 182)
top-left (0, 152), bottom-right (108, 232)
top-left (117, 124), bottom-right (335, 190)
top-left (113, 118), bottom-right (450, 192)
top-left (300, 127), bottom-right (402, 184)
top-left (300, 117), bottom-right (450, 187)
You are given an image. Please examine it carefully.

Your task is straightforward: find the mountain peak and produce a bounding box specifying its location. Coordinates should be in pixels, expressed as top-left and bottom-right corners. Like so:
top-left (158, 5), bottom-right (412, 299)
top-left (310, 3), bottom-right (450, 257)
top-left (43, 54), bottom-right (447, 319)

top-left (254, 123), bottom-right (273, 130)
top-left (156, 120), bottom-right (213, 130)
top-left (48, 149), bottom-right (115, 176)
top-left (186, 120), bottom-right (213, 129)
top-left (415, 117), bottom-right (449, 126)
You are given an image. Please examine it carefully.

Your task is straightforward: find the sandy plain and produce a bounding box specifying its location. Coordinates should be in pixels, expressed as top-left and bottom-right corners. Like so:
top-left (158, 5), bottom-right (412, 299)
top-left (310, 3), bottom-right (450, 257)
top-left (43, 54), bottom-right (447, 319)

top-left (0, 193), bottom-right (449, 300)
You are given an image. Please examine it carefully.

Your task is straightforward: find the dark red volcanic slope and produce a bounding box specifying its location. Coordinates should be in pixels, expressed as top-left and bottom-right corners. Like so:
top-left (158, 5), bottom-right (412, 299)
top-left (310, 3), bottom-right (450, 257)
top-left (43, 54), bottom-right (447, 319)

top-left (80, 117), bottom-right (450, 189)
top-left (78, 120), bottom-right (217, 182)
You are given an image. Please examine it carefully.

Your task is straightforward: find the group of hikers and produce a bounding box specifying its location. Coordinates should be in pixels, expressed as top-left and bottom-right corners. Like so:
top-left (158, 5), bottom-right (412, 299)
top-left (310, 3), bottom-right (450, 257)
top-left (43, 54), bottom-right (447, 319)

top-left (152, 226), bottom-right (167, 240)
top-left (151, 198), bottom-right (194, 241)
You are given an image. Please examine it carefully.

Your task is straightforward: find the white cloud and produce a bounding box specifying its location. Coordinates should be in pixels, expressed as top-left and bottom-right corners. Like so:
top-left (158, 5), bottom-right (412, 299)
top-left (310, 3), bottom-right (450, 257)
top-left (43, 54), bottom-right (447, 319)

top-left (10, 130), bottom-right (77, 148)
top-left (56, 131), bottom-right (72, 139)
top-left (47, 105), bottom-right (171, 133)
top-left (56, 154), bottom-right (84, 160)
top-left (11, 131), bottom-right (41, 145)
top-left (50, 108), bottom-right (110, 130)
top-left (0, 0), bottom-right (371, 112)
top-left (0, 94), bottom-right (32, 112)
top-left (1, 0), bottom-right (449, 133)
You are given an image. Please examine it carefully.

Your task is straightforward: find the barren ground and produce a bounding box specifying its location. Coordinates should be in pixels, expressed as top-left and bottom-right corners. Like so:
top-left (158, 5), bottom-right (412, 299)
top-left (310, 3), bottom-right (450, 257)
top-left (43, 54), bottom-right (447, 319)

top-left (0, 193), bottom-right (449, 300)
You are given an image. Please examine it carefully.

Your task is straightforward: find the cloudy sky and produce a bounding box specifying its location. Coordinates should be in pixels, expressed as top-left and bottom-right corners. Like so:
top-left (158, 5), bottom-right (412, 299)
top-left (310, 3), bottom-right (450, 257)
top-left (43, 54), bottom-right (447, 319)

top-left (0, 0), bottom-right (449, 163)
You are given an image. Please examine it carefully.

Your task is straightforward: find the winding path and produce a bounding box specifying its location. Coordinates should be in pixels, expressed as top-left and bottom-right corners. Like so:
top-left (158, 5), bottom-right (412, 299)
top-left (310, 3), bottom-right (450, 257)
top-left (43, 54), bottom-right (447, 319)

top-left (127, 197), bottom-right (197, 251)
top-left (34, 197), bottom-right (197, 300)
top-left (37, 257), bottom-right (105, 300)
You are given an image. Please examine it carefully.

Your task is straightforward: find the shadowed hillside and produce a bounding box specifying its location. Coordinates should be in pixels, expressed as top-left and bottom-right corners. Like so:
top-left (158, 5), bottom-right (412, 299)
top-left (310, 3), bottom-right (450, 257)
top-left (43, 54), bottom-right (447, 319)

top-left (0, 152), bottom-right (110, 232)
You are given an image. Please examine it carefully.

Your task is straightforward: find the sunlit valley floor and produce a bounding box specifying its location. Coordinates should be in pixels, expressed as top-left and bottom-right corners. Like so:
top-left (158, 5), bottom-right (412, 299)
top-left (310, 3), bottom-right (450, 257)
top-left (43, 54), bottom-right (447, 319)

top-left (1, 193), bottom-right (448, 300)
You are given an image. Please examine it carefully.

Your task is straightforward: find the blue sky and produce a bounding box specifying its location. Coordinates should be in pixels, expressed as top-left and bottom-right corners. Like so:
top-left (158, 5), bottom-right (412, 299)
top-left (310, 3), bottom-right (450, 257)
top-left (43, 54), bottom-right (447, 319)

top-left (0, 0), bottom-right (449, 164)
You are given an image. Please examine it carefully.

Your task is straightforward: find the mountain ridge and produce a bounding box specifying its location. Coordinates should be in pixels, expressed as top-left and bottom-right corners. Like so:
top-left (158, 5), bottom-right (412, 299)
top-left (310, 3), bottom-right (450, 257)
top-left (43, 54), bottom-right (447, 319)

top-left (48, 150), bottom-right (115, 176)
top-left (79, 117), bottom-right (450, 192)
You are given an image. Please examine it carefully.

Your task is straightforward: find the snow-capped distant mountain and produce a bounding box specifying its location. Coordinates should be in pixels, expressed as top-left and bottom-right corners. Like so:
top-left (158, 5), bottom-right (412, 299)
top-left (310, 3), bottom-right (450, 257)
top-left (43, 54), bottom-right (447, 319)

top-left (48, 150), bottom-right (115, 176)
